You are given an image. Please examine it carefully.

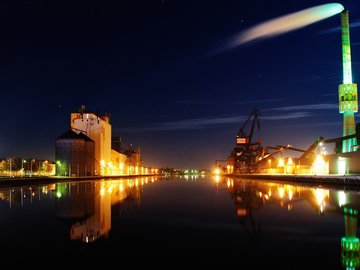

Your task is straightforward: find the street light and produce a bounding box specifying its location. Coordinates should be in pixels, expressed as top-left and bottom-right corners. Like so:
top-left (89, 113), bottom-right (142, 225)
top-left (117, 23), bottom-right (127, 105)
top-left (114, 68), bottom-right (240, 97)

top-left (9, 158), bottom-right (12, 177)
top-left (42, 160), bottom-right (48, 175)
top-left (56, 161), bottom-right (61, 176)
top-left (21, 159), bottom-right (26, 177)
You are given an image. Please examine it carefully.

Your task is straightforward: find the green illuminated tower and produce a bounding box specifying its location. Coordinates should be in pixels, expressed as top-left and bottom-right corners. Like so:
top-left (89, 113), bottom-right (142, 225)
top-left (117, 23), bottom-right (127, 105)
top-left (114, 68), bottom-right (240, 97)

top-left (339, 10), bottom-right (358, 153)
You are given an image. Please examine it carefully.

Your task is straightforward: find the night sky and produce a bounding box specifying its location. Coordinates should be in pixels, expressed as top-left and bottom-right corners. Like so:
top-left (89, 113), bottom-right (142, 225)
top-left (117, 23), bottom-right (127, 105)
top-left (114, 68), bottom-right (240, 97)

top-left (1, 0), bottom-right (359, 169)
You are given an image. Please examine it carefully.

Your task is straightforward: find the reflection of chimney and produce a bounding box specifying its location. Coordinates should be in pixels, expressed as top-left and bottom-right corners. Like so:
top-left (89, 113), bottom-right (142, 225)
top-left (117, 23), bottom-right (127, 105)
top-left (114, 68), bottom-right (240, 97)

top-left (345, 211), bottom-right (357, 237)
top-left (341, 208), bottom-right (360, 269)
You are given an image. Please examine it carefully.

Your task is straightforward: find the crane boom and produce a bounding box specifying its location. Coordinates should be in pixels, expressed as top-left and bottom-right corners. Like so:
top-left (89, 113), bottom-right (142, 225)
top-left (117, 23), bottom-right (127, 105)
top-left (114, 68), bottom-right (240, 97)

top-left (236, 108), bottom-right (261, 145)
top-left (231, 108), bottom-right (263, 173)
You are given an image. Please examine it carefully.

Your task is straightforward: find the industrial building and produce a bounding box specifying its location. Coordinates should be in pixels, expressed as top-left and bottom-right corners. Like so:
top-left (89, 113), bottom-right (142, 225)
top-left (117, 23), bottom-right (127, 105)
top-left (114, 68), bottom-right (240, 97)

top-left (224, 10), bottom-right (360, 176)
top-left (55, 106), bottom-right (143, 177)
top-left (55, 129), bottom-right (95, 176)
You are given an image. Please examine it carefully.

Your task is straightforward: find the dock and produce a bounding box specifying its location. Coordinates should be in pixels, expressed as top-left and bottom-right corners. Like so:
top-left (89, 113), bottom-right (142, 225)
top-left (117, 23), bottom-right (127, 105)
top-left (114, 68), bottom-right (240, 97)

top-left (226, 173), bottom-right (360, 190)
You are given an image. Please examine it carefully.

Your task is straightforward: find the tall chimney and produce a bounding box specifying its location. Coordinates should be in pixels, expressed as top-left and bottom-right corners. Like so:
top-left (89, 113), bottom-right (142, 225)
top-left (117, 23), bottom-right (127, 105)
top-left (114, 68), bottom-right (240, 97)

top-left (338, 10), bottom-right (358, 153)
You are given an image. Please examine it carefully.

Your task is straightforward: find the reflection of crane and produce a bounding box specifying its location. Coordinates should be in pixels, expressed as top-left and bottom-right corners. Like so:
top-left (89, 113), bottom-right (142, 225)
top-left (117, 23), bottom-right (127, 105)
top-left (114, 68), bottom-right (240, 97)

top-left (224, 177), bottom-right (360, 268)
top-left (231, 109), bottom-right (263, 174)
top-left (228, 180), bottom-right (264, 242)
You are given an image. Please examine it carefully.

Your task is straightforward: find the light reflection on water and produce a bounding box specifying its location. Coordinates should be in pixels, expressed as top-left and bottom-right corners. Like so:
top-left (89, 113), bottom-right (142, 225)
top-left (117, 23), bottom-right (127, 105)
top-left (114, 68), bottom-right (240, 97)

top-left (215, 176), bottom-right (360, 269)
top-left (2, 177), bottom-right (157, 247)
top-left (0, 175), bottom-right (359, 268)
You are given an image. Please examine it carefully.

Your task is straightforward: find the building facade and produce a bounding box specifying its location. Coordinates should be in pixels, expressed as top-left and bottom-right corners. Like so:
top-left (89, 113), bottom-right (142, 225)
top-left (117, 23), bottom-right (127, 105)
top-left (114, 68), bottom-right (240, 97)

top-left (70, 107), bottom-right (111, 175)
top-left (55, 106), bottom-right (150, 177)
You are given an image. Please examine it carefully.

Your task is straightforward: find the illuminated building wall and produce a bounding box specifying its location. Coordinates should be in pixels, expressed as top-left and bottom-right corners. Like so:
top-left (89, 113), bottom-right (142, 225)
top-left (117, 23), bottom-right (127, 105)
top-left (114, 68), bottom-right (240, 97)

top-left (111, 149), bottom-right (128, 175)
top-left (126, 147), bottom-right (142, 174)
top-left (339, 10), bottom-right (358, 153)
top-left (71, 109), bottom-right (111, 175)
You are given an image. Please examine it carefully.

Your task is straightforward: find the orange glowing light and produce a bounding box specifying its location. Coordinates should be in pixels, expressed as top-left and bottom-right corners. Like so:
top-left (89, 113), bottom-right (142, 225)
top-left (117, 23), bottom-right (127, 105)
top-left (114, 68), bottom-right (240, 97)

top-left (214, 168), bottom-right (221, 175)
top-left (278, 159), bottom-right (284, 167)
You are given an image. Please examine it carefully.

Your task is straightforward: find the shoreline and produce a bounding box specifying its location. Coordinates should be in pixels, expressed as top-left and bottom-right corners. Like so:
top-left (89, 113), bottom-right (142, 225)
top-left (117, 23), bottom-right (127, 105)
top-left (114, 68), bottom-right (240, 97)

top-left (3, 173), bottom-right (360, 191)
top-left (225, 173), bottom-right (360, 190)
top-left (0, 174), bottom-right (159, 189)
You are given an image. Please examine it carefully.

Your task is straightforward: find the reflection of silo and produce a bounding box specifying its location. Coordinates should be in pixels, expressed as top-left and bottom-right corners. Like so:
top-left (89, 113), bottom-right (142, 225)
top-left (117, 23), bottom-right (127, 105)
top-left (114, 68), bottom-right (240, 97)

top-left (55, 183), bottom-right (95, 224)
top-left (111, 185), bottom-right (142, 216)
top-left (55, 129), bottom-right (95, 176)
top-left (70, 183), bottom-right (111, 243)
top-left (55, 182), bottom-right (112, 243)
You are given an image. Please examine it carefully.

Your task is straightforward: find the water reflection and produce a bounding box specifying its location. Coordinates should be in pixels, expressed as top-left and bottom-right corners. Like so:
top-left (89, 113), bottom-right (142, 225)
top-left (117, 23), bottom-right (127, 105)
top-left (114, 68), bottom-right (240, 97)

top-left (1, 177), bottom-right (157, 244)
top-left (215, 177), bottom-right (360, 269)
top-left (341, 200), bottom-right (360, 270)
top-left (1, 175), bottom-right (360, 262)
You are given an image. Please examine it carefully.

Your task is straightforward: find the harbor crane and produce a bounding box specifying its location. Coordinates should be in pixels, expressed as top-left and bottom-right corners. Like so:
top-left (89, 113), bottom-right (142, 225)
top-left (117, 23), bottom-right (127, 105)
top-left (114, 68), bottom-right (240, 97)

top-left (231, 108), bottom-right (263, 174)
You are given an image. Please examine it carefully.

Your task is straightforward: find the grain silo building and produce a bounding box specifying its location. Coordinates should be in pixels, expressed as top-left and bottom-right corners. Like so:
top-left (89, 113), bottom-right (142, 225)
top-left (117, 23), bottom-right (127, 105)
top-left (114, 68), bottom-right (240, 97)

top-left (55, 129), bottom-right (95, 177)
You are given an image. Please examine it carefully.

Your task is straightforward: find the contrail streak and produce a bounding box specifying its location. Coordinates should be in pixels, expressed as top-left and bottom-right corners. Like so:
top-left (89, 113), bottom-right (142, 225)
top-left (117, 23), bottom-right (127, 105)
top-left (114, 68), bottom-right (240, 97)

top-left (231, 3), bottom-right (344, 47)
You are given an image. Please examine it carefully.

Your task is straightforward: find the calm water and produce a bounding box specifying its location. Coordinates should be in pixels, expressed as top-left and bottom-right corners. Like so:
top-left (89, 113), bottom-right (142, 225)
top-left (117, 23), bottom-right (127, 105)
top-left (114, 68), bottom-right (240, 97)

top-left (0, 176), bottom-right (358, 266)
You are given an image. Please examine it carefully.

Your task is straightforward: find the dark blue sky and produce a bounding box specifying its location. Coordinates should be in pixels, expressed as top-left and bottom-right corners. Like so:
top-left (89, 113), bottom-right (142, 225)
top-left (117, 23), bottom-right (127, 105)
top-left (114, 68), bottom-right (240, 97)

top-left (1, 0), bottom-right (359, 169)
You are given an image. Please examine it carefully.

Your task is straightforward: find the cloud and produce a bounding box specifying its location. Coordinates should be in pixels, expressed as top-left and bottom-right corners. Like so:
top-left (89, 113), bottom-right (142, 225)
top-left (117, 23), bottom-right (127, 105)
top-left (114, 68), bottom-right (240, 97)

top-left (118, 111), bottom-right (311, 132)
top-left (116, 103), bottom-right (338, 133)
top-left (267, 103), bottom-right (338, 111)
top-left (231, 98), bottom-right (283, 105)
top-left (319, 26), bottom-right (340, 34)
top-left (173, 98), bottom-right (283, 105)
top-left (270, 120), bottom-right (342, 129)
top-left (262, 112), bottom-right (311, 120)
top-left (319, 19), bottom-right (360, 34)
top-left (172, 99), bottom-right (214, 105)
top-left (322, 93), bottom-right (337, 97)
